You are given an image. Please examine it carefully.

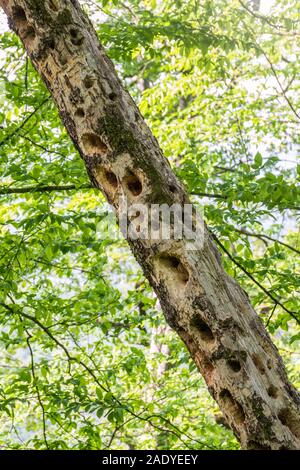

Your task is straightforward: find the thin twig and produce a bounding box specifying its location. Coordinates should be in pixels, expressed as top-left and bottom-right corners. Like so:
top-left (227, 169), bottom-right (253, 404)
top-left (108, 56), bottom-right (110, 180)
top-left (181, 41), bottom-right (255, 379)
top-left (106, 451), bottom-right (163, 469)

top-left (0, 184), bottom-right (92, 196)
top-left (210, 232), bottom-right (300, 325)
top-left (235, 227), bottom-right (300, 255)
top-left (0, 97), bottom-right (50, 147)
top-left (25, 331), bottom-right (49, 449)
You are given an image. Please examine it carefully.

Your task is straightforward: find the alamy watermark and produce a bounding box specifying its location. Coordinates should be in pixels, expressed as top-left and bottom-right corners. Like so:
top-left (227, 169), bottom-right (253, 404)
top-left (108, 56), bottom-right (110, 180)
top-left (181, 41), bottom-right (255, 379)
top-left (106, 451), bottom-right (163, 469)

top-left (97, 195), bottom-right (205, 250)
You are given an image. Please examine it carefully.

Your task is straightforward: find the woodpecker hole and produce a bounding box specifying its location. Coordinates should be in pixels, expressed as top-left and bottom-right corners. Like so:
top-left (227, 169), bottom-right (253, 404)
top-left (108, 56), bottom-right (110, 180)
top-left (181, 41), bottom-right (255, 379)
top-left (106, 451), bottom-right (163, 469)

top-left (267, 385), bottom-right (278, 399)
top-left (104, 170), bottom-right (118, 189)
top-left (108, 92), bottom-right (117, 100)
top-left (252, 354), bottom-right (266, 375)
top-left (191, 316), bottom-right (214, 343)
top-left (159, 255), bottom-right (189, 286)
top-left (219, 389), bottom-right (245, 425)
top-left (12, 6), bottom-right (27, 24)
top-left (227, 358), bottom-right (242, 373)
top-left (83, 76), bottom-right (94, 89)
top-left (75, 108), bottom-right (85, 119)
top-left (23, 26), bottom-right (36, 46)
top-left (124, 171), bottom-right (143, 197)
top-left (70, 28), bottom-right (84, 46)
top-left (278, 408), bottom-right (300, 439)
top-left (82, 133), bottom-right (108, 157)
top-left (47, 37), bottom-right (55, 50)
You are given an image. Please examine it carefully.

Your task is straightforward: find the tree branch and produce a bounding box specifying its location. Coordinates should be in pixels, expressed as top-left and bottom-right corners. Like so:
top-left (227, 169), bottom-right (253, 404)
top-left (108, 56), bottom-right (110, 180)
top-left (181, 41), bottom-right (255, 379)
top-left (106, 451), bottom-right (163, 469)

top-left (0, 97), bottom-right (50, 147)
top-left (0, 184), bottom-right (92, 196)
top-left (25, 330), bottom-right (49, 449)
top-left (238, 0), bottom-right (300, 35)
top-left (235, 227), bottom-right (300, 255)
top-left (211, 232), bottom-right (300, 325)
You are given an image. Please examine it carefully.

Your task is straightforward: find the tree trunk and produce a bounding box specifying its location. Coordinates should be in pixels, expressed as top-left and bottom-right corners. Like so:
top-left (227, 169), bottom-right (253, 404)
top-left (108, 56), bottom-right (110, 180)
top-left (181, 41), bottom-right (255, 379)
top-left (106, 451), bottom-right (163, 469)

top-left (1, 0), bottom-right (299, 450)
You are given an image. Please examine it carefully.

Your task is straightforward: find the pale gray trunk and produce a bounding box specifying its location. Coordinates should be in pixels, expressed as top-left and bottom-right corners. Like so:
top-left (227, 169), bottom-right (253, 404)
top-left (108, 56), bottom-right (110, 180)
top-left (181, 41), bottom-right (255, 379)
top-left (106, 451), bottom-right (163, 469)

top-left (1, 0), bottom-right (299, 449)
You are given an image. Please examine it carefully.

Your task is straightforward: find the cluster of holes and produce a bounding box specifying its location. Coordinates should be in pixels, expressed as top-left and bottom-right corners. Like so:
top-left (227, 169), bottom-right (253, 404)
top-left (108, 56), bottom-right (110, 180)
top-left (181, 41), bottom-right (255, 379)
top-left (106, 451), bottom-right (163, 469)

top-left (124, 171), bottom-right (143, 197)
top-left (219, 389), bottom-right (245, 425)
top-left (100, 168), bottom-right (144, 198)
top-left (82, 133), bottom-right (108, 157)
top-left (191, 315), bottom-right (214, 343)
top-left (70, 28), bottom-right (84, 46)
top-left (252, 354), bottom-right (279, 401)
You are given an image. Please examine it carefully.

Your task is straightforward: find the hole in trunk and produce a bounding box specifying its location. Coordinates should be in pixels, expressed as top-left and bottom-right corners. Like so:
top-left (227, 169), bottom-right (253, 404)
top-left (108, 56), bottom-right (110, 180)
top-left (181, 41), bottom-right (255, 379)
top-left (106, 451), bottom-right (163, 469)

top-left (156, 255), bottom-right (190, 292)
top-left (83, 76), bottom-right (94, 89)
top-left (75, 108), bottom-right (85, 119)
top-left (227, 359), bottom-right (241, 373)
top-left (108, 92), bottom-right (117, 100)
top-left (191, 316), bottom-right (214, 343)
top-left (267, 385), bottom-right (278, 399)
top-left (12, 6), bottom-right (27, 24)
top-left (12, 7), bottom-right (36, 48)
top-left (48, 37), bottom-right (55, 49)
top-left (168, 184), bottom-right (177, 193)
top-left (252, 354), bottom-right (266, 375)
top-left (70, 28), bottom-right (84, 46)
top-left (124, 171), bottom-right (143, 196)
top-left (104, 170), bottom-right (118, 189)
top-left (23, 26), bottom-right (36, 46)
top-left (278, 408), bottom-right (300, 439)
top-left (219, 389), bottom-right (245, 425)
top-left (82, 133), bottom-right (108, 157)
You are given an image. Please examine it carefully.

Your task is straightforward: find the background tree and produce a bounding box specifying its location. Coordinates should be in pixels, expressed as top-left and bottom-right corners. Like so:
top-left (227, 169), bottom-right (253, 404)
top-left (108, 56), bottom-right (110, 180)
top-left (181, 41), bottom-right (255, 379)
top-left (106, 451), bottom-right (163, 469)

top-left (0, 0), bottom-right (299, 450)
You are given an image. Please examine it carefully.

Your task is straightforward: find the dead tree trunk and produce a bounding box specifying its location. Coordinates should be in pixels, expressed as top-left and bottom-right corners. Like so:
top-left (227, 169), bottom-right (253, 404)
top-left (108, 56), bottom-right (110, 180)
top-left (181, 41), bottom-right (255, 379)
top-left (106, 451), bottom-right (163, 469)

top-left (1, 0), bottom-right (299, 449)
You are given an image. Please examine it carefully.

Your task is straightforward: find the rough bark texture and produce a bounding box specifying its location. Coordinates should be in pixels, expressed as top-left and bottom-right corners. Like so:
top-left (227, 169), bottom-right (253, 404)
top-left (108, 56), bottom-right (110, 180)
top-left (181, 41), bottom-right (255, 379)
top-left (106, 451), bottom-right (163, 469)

top-left (1, 0), bottom-right (299, 450)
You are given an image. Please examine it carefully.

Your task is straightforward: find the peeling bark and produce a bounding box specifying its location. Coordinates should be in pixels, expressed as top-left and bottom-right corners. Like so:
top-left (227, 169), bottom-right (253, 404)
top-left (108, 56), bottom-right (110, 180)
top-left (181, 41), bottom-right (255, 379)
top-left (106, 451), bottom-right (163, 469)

top-left (1, 0), bottom-right (299, 449)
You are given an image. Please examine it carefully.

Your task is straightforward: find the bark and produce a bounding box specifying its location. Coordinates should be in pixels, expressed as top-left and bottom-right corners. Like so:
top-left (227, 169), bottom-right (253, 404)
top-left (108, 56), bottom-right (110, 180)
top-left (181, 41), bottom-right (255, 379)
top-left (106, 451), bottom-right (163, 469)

top-left (1, 0), bottom-right (299, 450)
